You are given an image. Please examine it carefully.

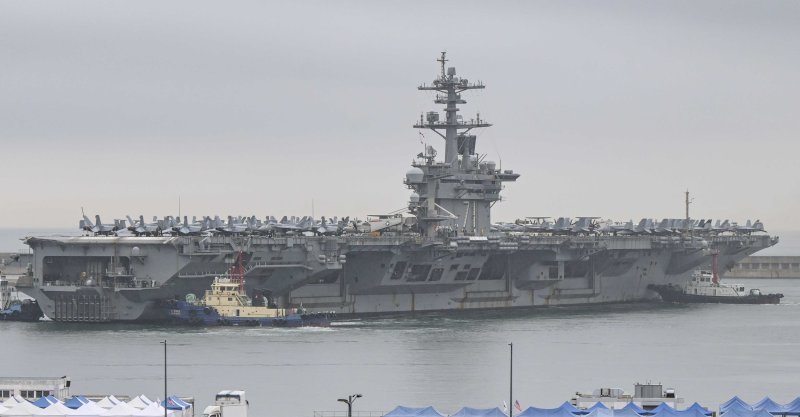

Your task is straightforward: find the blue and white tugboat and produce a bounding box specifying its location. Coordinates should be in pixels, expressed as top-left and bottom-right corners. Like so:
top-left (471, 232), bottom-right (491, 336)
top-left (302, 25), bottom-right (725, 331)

top-left (166, 256), bottom-right (334, 327)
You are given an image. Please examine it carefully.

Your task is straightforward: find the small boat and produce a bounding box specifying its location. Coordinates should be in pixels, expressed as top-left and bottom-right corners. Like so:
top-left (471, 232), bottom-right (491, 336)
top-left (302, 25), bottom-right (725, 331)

top-left (649, 270), bottom-right (783, 305)
top-left (1, 276), bottom-right (44, 322)
top-left (165, 276), bottom-right (334, 327)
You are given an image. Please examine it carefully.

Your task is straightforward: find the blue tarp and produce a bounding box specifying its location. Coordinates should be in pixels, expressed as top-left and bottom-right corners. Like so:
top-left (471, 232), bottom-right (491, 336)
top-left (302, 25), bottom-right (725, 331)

top-left (32, 396), bottom-right (60, 408)
top-left (64, 396), bottom-right (92, 410)
top-left (451, 407), bottom-right (508, 417)
top-left (162, 396), bottom-right (191, 411)
top-left (383, 406), bottom-right (447, 417)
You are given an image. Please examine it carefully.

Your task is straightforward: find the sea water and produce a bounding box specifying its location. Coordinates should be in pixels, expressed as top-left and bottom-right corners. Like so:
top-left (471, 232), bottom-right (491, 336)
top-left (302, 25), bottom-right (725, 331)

top-left (2, 279), bottom-right (799, 417)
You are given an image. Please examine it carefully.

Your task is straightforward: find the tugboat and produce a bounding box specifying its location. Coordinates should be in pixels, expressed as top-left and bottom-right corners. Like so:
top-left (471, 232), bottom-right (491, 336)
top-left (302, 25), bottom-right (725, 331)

top-left (649, 252), bottom-right (783, 305)
top-left (1, 275), bottom-right (44, 322)
top-left (165, 254), bottom-right (334, 327)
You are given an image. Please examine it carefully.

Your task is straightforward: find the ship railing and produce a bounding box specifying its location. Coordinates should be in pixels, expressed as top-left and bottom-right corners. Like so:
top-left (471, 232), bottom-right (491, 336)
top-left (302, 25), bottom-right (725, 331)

top-left (344, 236), bottom-right (438, 245)
top-left (42, 279), bottom-right (162, 289)
top-left (245, 261), bottom-right (314, 272)
top-left (313, 411), bottom-right (386, 417)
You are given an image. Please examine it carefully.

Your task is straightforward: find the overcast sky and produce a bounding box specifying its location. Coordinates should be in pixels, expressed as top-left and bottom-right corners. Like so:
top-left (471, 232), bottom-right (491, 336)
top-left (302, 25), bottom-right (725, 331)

top-left (1, 1), bottom-right (798, 233)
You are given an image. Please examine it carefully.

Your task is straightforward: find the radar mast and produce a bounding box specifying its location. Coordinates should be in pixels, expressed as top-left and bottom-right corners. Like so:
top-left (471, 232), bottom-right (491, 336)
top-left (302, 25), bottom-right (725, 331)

top-left (406, 53), bottom-right (519, 237)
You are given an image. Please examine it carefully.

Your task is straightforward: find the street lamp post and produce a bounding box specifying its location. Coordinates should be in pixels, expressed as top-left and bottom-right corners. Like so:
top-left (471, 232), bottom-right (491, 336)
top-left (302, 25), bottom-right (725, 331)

top-left (160, 340), bottom-right (167, 417)
top-left (337, 394), bottom-right (362, 417)
top-left (509, 343), bottom-right (513, 417)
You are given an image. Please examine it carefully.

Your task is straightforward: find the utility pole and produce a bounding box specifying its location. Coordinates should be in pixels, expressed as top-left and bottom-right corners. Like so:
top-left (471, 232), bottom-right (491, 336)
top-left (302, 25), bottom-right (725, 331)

top-left (509, 343), bottom-right (513, 417)
top-left (160, 340), bottom-right (167, 417)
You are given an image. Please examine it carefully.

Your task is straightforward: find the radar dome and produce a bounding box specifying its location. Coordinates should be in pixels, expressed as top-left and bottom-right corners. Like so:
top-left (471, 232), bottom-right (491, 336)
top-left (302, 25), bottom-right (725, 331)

top-left (406, 167), bottom-right (424, 183)
top-left (409, 192), bottom-right (420, 203)
top-left (131, 246), bottom-right (140, 256)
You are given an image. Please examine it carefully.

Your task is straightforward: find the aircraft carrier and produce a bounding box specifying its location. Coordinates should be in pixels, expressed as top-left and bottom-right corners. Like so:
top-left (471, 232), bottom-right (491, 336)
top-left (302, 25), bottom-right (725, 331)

top-left (19, 53), bottom-right (777, 322)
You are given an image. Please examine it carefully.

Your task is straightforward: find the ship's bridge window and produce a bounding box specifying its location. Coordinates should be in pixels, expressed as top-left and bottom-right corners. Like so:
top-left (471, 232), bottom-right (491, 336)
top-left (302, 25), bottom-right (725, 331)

top-left (463, 264), bottom-right (471, 270)
top-left (454, 271), bottom-right (468, 281)
top-left (0, 390), bottom-right (10, 399)
top-left (449, 264), bottom-right (460, 271)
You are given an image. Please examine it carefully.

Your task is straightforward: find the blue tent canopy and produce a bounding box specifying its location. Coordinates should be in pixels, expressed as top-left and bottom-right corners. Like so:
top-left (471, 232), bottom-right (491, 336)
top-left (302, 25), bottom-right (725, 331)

top-left (517, 404), bottom-right (580, 417)
top-left (781, 398), bottom-right (800, 415)
top-left (32, 396), bottom-right (60, 408)
top-left (451, 407), bottom-right (508, 417)
top-left (723, 402), bottom-right (754, 414)
top-left (575, 403), bottom-right (611, 415)
top-left (642, 403), bottom-right (675, 415)
top-left (613, 408), bottom-right (647, 417)
top-left (785, 398), bottom-right (800, 411)
top-left (64, 396), bottom-right (92, 410)
top-left (721, 409), bottom-right (776, 417)
top-left (384, 406), bottom-right (447, 417)
top-left (619, 403), bottom-right (646, 415)
top-left (582, 408), bottom-right (613, 417)
top-left (162, 396), bottom-right (191, 411)
top-left (685, 402), bottom-right (713, 416)
top-left (721, 398), bottom-right (753, 414)
top-left (669, 409), bottom-right (714, 417)
top-left (752, 398), bottom-right (786, 413)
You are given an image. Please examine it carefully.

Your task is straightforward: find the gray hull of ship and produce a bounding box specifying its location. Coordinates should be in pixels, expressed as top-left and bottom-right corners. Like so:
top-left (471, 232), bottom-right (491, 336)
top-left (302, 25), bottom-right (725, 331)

top-left (20, 234), bottom-right (774, 322)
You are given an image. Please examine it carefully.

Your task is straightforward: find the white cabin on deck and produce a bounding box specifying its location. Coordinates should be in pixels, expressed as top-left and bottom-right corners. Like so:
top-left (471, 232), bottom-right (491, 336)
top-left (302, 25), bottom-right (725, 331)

top-left (686, 271), bottom-right (747, 297)
top-left (202, 391), bottom-right (247, 417)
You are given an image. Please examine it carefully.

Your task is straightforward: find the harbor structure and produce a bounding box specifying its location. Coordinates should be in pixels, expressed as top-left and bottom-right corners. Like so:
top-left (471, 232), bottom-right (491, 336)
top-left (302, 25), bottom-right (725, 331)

top-left (0, 377), bottom-right (70, 401)
top-left (726, 256), bottom-right (800, 279)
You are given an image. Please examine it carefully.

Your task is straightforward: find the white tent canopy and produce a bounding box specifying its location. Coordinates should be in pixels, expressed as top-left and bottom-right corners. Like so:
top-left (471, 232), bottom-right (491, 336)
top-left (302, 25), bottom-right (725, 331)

top-left (0, 400), bottom-right (46, 417)
top-left (95, 398), bottom-right (121, 410)
top-left (72, 403), bottom-right (108, 417)
top-left (134, 403), bottom-right (173, 417)
top-left (1, 397), bottom-right (25, 408)
top-left (125, 399), bottom-right (148, 411)
top-left (39, 403), bottom-right (76, 417)
top-left (105, 402), bottom-right (138, 417)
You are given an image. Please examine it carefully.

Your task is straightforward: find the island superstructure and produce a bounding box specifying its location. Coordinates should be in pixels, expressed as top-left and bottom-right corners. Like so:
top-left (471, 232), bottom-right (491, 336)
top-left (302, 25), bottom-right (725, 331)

top-left (19, 54), bottom-right (776, 322)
